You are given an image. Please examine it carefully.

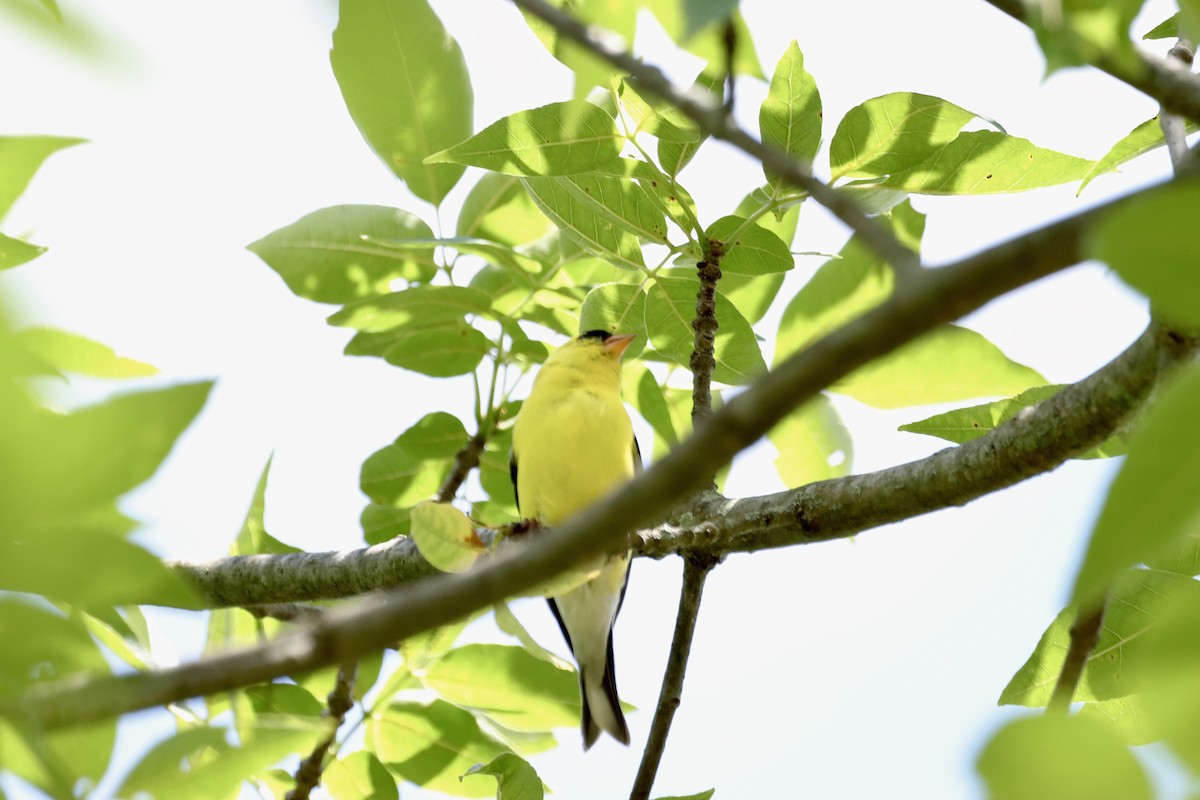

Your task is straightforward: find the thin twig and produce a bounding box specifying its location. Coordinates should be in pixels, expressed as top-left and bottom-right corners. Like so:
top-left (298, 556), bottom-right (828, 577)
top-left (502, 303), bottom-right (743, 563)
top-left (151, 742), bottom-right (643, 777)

top-left (629, 553), bottom-right (719, 800)
top-left (508, 0), bottom-right (920, 274)
top-left (1046, 600), bottom-right (1107, 714)
top-left (1161, 39), bottom-right (1198, 174)
top-left (689, 250), bottom-right (721, 427)
top-left (5, 177), bottom-right (1186, 731)
top-left (287, 663), bottom-right (357, 800)
top-left (437, 431), bottom-right (488, 503)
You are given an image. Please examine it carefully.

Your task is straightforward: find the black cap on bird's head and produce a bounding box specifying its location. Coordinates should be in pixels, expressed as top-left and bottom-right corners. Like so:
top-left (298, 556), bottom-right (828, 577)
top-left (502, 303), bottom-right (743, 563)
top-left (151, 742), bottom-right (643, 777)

top-left (578, 329), bottom-right (636, 358)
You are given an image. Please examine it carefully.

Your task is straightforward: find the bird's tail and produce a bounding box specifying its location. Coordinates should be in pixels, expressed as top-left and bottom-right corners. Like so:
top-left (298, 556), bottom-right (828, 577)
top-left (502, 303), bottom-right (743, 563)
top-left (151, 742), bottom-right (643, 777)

top-left (580, 631), bottom-right (630, 749)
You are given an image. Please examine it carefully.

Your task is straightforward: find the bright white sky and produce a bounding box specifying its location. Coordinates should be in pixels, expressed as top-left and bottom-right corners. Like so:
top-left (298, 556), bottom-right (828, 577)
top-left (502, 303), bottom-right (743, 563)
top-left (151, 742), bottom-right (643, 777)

top-left (0, 0), bottom-right (1186, 798)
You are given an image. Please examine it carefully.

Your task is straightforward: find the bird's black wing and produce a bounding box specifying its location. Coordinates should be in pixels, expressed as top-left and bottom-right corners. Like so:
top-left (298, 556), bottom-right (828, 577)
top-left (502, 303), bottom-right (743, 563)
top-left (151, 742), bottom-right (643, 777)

top-left (509, 451), bottom-right (520, 514)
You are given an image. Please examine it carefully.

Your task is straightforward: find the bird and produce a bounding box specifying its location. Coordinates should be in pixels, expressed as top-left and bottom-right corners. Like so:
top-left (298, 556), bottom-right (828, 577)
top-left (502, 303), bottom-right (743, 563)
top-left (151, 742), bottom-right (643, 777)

top-left (510, 329), bottom-right (640, 749)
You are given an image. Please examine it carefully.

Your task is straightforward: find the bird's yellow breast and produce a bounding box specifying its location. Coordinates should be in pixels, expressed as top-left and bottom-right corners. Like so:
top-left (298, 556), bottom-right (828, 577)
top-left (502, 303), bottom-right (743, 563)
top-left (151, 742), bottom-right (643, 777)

top-left (512, 381), bottom-right (635, 527)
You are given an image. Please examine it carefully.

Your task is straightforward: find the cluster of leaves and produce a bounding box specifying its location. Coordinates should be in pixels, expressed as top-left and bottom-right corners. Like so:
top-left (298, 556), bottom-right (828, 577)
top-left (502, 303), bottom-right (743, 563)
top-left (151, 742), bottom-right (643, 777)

top-left (6, 0), bottom-right (1200, 798)
top-left (0, 139), bottom-right (219, 795)
top-left (241, 0), bottom-right (1200, 797)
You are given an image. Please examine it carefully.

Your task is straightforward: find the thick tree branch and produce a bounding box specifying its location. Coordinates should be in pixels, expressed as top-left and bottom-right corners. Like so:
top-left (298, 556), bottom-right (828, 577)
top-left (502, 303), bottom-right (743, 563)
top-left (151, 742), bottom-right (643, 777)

top-left (629, 553), bottom-right (718, 800)
top-left (5, 176), bottom-right (1189, 731)
top-left (508, 0), bottom-right (919, 273)
top-left (165, 321), bottom-right (1194, 609)
top-left (982, 0), bottom-right (1200, 123)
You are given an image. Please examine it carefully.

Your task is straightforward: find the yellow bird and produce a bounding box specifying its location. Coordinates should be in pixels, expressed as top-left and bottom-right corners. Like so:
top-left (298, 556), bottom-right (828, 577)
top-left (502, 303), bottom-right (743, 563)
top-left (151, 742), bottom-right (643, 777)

top-left (510, 329), bottom-right (640, 749)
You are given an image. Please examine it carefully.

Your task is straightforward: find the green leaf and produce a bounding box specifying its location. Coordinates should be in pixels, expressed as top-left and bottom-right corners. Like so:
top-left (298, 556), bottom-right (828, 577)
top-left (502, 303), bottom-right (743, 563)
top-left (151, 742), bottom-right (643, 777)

top-left (463, 753), bottom-right (545, 800)
top-left (626, 364), bottom-right (677, 446)
top-left (520, 0), bottom-right (635, 101)
top-left (522, 176), bottom-right (650, 270)
top-left (0, 529), bottom-right (198, 607)
top-left (769, 394), bottom-right (852, 486)
top-left (0, 600), bottom-right (115, 791)
top-left (578, 283), bottom-right (647, 355)
top-left (760, 40), bottom-right (822, 191)
top-left (774, 202), bottom-right (916, 364)
top-left (656, 71), bottom-right (723, 177)
top-left (423, 644), bottom-right (581, 732)
top-left (458, 173), bottom-right (554, 246)
top-left (331, 0), bottom-right (472, 205)
top-left (977, 715), bottom-right (1151, 800)
top-left (360, 443), bottom-right (442, 507)
top-left (233, 456), bottom-right (301, 556)
top-left (324, 751), bottom-right (399, 800)
top-left (329, 285), bottom-right (493, 333)
top-left (0, 598), bottom-right (108, 697)
top-left (249, 205), bottom-right (436, 304)
top-left (1078, 696), bottom-right (1159, 746)
top-left (1142, 13), bottom-right (1178, 39)
top-left (1090, 182), bottom-right (1200, 328)
top-left (0, 381), bottom-right (211, 520)
top-left (1000, 569), bottom-right (1200, 707)
top-left (645, 276), bottom-right (766, 384)
top-left (370, 700), bottom-right (508, 797)
top-left (706, 215), bottom-right (793, 275)
top-left (494, 602), bottom-right (572, 669)
top-left (1136, 585), bottom-right (1200, 769)
top-left (836, 324), bottom-right (1044, 408)
top-left (361, 503), bottom-right (411, 544)
top-left (0, 135), bottom-right (85, 223)
top-left (644, 2), bottom-right (763, 78)
top-left (11, 327), bottom-right (157, 378)
top-left (829, 92), bottom-right (976, 182)
top-left (1072, 365), bottom-right (1200, 603)
top-left (876, 131), bottom-right (1091, 194)
top-left (245, 683), bottom-right (325, 717)
top-left (1078, 116), bottom-right (1200, 194)
top-left (410, 500), bottom-right (484, 573)
top-left (395, 412), bottom-right (470, 460)
top-left (679, 0), bottom-right (738, 36)
top-left (428, 101), bottom-right (622, 176)
top-left (381, 320), bottom-right (493, 377)
top-left (0, 232), bottom-right (46, 271)
top-left (654, 792), bottom-right (715, 800)
top-left (899, 385), bottom-right (1124, 459)
top-left (119, 722), bottom-right (329, 800)
top-left (1026, 0), bottom-right (1145, 75)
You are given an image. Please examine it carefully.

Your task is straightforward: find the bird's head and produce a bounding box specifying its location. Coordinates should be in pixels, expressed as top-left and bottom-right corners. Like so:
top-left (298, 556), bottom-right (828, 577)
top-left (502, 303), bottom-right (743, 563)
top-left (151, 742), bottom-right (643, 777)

top-left (540, 330), bottom-right (636, 389)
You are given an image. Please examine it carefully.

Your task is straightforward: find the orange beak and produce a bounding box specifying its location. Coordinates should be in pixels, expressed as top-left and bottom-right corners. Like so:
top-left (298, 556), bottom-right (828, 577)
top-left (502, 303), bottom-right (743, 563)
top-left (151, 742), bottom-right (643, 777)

top-left (604, 333), bottom-right (636, 358)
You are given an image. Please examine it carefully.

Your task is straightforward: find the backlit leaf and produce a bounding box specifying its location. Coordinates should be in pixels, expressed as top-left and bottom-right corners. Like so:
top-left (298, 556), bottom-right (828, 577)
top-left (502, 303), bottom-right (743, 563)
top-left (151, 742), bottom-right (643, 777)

top-left (977, 714), bottom-right (1150, 800)
top-left (428, 101), bottom-right (622, 176)
top-left (410, 500), bottom-right (484, 573)
top-left (1090, 182), bottom-right (1200, 328)
top-left (645, 276), bottom-right (766, 384)
top-left (760, 40), bottom-right (822, 191)
top-left (249, 205), bottom-right (436, 303)
top-left (1072, 365), bottom-right (1200, 603)
top-left (331, 0), bottom-right (472, 204)
top-left (830, 93), bottom-right (976, 182)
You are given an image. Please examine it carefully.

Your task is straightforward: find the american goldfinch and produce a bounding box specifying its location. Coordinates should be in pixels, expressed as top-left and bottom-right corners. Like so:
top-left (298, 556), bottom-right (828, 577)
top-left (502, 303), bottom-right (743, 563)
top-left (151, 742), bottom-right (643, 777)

top-left (510, 329), bottom-right (640, 749)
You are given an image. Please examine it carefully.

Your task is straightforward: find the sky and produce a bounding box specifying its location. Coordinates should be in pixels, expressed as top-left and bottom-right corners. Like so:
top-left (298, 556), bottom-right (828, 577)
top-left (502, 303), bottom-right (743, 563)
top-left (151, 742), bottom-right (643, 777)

top-left (0, 0), bottom-right (1186, 798)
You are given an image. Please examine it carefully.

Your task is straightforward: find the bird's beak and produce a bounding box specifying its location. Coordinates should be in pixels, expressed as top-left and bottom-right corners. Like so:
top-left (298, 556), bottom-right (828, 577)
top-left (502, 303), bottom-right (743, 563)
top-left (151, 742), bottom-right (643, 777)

top-left (604, 333), bottom-right (636, 358)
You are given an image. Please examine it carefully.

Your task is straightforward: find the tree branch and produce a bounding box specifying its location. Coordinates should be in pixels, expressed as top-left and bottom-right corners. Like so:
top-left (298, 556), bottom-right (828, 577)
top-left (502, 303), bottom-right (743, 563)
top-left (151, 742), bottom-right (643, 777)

top-left (629, 553), bottom-right (718, 800)
top-left (981, 0), bottom-right (1200, 123)
top-left (508, 0), bottom-right (920, 273)
top-left (1046, 600), bottom-right (1107, 714)
top-left (5, 176), bottom-right (1186, 731)
top-left (165, 320), bottom-right (1193, 610)
top-left (287, 663), bottom-right (356, 800)
top-left (689, 250), bottom-right (721, 426)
